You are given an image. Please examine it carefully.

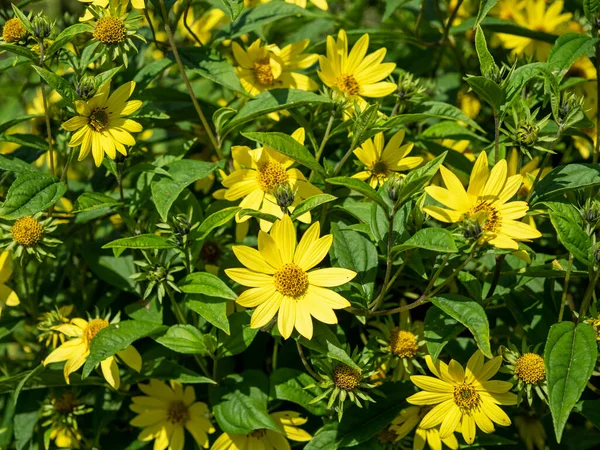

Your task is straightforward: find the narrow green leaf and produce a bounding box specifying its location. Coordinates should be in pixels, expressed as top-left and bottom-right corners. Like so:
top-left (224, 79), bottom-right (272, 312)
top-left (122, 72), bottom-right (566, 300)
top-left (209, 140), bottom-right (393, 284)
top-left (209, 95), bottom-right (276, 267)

top-left (0, 154), bottom-right (37, 174)
top-left (0, 173), bottom-right (66, 219)
top-left (549, 212), bottom-right (592, 266)
top-left (297, 322), bottom-right (360, 370)
top-left (102, 234), bottom-right (174, 250)
top-left (548, 34), bottom-right (599, 75)
top-left (196, 207), bottom-right (241, 241)
top-left (155, 325), bottom-right (208, 355)
top-left (46, 23), bottom-right (92, 57)
top-left (180, 47), bottom-right (246, 95)
top-left (465, 76), bottom-right (504, 109)
top-left (475, 25), bottom-right (496, 77)
top-left (545, 322), bottom-right (598, 442)
top-left (326, 177), bottom-right (390, 213)
top-left (385, 102), bottom-right (484, 132)
top-left (0, 44), bottom-right (37, 61)
top-left (394, 152), bottom-right (446, 206)
top-left (221, 0), bottom-right (244, 20)
top-left (393, 228), bottom-right (458, 254)
top-left (584, 0), bottom-right (600, 23)
top-left (31, 66), bottom-right (77, 104)
top-left (186, 295), bottom-right (230, 334)
top-left (474, 0), bottom-right (498, 28)
top-left (11, 4), bottom-right (33, 34)
top-left (270, 368), bottom-right (326, 415)
top-left (179, 272), bottom-right (237, 300)
top-left (290, 194), bottom-right (337, 220)
top-left (72, 192), bottom-right (119, 213)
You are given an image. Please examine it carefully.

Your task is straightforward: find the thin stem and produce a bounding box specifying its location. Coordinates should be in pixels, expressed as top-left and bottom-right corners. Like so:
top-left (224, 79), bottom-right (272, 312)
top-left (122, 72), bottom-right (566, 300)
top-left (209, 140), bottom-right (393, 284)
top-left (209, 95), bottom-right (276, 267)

top-left (526, 152), bottom-right (552, 202)
top-left (559, 253), bottom-right (574, 322)
top-left (595, 35), bottom-right (600, 164)
top-left (143, 7), bottom-right (161, 52)
top-left (578, 268), bottom-right (600, 319)
top-left (296, 341), bottom-right (320, 381)
top-left (439, 0), bottom-right (464, 45)
top-left (333, 144), bottom-right (357, 176)
top-left (158, 0), bottom-right (221, 158)
top-left (316, 107), bottom-right (336, 162)
top-left (38, 40), bottom-right (55, 176)
top-left (182, 0), bottom-right (202, 46)
top-left (369, 208), bottom-right (397, 312)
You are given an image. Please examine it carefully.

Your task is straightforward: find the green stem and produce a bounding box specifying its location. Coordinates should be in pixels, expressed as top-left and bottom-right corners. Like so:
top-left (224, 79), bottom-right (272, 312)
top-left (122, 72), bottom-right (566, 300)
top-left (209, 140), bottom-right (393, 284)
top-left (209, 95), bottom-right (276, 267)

top-left (369, 207), bottom-right (397, 312)
top-left (559, 253), bottom-right (574, 322)
top-left (296, 341), bottom-right (320, 381)
top-left (38, 39), bottom-right (55, 176)
top-left (578, 268), bottom-right (600, 319)
top-left (316, 107), bottom-right (336, 162)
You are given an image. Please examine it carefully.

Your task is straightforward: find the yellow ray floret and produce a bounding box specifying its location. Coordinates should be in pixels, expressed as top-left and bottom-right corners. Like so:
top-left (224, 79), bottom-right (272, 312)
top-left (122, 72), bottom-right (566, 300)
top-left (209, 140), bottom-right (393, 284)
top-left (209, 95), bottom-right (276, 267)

top-left (62, 81), bottom-right (143, 167)
top-left (407, 351), bottom-right (517, 444)
top-left (423, 152), bottom-right (541, 250)
top-left (225, 215), bottom-right (356, 339)
top-left (352, 130), bottom-right (423, 188)
top-left (0, 251), bottom-right (19, 316)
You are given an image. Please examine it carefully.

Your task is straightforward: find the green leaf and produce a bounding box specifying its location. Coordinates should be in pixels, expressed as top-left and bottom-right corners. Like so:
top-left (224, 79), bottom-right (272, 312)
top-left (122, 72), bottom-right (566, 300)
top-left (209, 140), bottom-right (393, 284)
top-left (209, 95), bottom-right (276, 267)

top-left (46, 23), bottom-right (92, 57)
top-left (31, 66), bottom-right (77, 104)
top-left (94, 66), bottom-right (122, 88)
top-left (584, 0), bottom-right (600, 23)
top-left (139, 358), bottom-right (215, 384)
top-left (221, 0), bottom-right (244, 21)
top-left (575, 400), bottom-right (600, 430)
top-left (102, 234), bottom-right (175, 250)
top-left (529, 164), bottom-right (600, 205)
top-left (549, 212), bottom-right (592, 266)
top-left (82, 320), bottom-right (167, 377)
top-left (186, 295), bottom-right (230, 334)
top-left (243, 131), bottom-right (325, 176)
top-left (548, 33), bottom-right (599, 75)
top-left (394, 152), bottom-right (446, 206)
top-left (0, 115), bottom-right (40, 135)
top-left (180, 47), bottom-right (246, 95)
top-left (331, 224), bottom-right (378, 302)
top-left (350, 103), bottom-right (381, 150)
top-left (0, 44), bottom-right (37, 61)
top-left (179, 272), bottom-right (237, 300)
top-left (270, 368), bottom-right (326, 415)
top-left (430, 294), bottom-right (492, 358)
top-left (224, 89), bottom-right (330, 137)
top-left (383, 0), bottom-right (411, 21)
top-left (210, 371), bottom-right (279, 434)
top-left (217, 312), bottom-right (259, 357)
top-left (0, 154), bottom-right (37, 174)
top-left (11, 4), bottom-right (33, 34)
top-left (393, 228), bottom-right (458, 254)
top-left (133, 59), bottom-right (173, 90)
top-left (385, 102), bottom-right (484, 132)
top-left (465, 76), bottom-right (504, 109)
top-left (0, 172), bottom-right (66, 219)
top-left (151, 160), bottom-right (219, 221)
top-left (298, 322), bottom-right (360, 370)
top-left (72, 192), bottom-right (119, 213)
top-left (155, 325), bottom-right (208, 355)
top-left (475, 25), bottom-right (496, 77)
top-left (326, 177), bottom-right (390, 213)
top-left (424, 306), bottom-right (465, 361)
top-left (545, 322), bottom-right (598, 442)
top-left (474, 0), bottom-right (498, 28)
top-left (290, 194), bottom-right (337, 220)
top-left (196, 207), bottom-right (241, 241)
top-left (420, 121), bottom-right (487, 142)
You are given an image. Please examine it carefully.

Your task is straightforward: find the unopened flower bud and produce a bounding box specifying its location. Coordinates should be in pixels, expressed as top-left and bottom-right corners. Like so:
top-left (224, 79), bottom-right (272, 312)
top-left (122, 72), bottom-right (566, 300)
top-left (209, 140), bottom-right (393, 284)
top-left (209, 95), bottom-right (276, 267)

top-left (517, 123), bottom-right (539, 146)
top-left (387, 175), bottom-right (404, 202)
top-left (74, 76), bottom-right (97, 100)
top-left (273, 183), bottom-right (295, 213)
top-left (463, 218), bottom-right (482, 241)
top-left (31, 14), bottom-right (53, 40)
top-left (173, 214), bottom-right (191, 236)
top-left (581, 198), bottom-right (600, 225)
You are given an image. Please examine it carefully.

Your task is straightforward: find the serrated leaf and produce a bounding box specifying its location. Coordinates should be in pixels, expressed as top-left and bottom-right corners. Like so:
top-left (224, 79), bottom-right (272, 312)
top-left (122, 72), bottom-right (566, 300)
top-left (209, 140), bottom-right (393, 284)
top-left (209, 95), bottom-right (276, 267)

top-left (393, 228), bottom-right (458, 254)
top-left (221, 0), bottom-right (244, 20)
top-left (155, 325), bottom-right (208, 355)
top-left (549, 212), bottom-right (592, 266)
top-left (72, 192), bottom-right (119, 213)
top-left (179, 272), bottom-right (237, 300)
top-left (545, 322), bottom-right (598, 442)
top-left (529, 164), bottom-right (600, 205)
top-left (0, 172), bottom-right (66, 219)
top-left (475, 25), bottom-right (496, 77)
top-left (385, 102), bottom-right (484, 132)
top-left (548, 34), bottom-right (599, 76)
top-left (326, 177), bottom-right (390, 213)
top-left (465, 76), bottom-right (504, 109)
top-left (102, 234), bottom-right (174, 250)
top-left (290, 194), bottom-right (337, 220)
top-left (430, 294), bottom-right (492, 358)
top-left (0, 154), bottom-right (37, 174)
top-left (31, 66), bottom-right (77, 104)
top-left (46, 23), bottom-right (93, 57)
top-left (297, 322), bottom-right (360, 370)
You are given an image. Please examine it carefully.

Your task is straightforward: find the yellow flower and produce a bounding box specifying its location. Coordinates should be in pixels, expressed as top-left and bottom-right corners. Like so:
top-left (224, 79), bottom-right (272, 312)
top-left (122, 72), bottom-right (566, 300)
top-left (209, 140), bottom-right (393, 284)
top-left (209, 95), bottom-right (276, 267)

top-left (352, 130), bottom-right (422, 188)
top-left (225, 215), bottom-right (356, 339)
top-left (507, 149), bottom-right (550, 198)
top-left (317, 30), bottom-right (397, 106)
top-left (182, 8), bottom-right (228, 45)
top-left (49, 425), bottom-right (83, 448)
top-left (423, 152), bottom-right (541, 250)
top-left (491, 0), bottom-right (523, 21)
top-left (37, 305), bottom-right (74, 349)
top-left (220, 128), bottom-right (323, 231)
top-left (0, 251), bottom-right (19, 316)
top-left (210, 411), bottom-right (312, 450)
top-left (43, 315), bottom-right (142, 389)
top-left (496, 0), bottom-right (571, 60)
top-left (130, 379), bottom-right (215, 450)
top-left (457, 90), bottom-right (481, 120)
top-left (61, 81), bottom-right (143, 166)
top-left (407, 351), bottom-right (517, 444)
top-left (232, 39), bottom-right (318, 96)
top-left (390, 405), bottom-right (459, 450)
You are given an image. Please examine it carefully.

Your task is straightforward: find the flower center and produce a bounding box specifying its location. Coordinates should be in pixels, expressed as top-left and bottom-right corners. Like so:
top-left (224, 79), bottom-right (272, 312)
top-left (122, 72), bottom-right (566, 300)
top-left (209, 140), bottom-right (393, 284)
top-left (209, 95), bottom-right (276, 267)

top-left (377, 427), bottom-right (397, 444)
top-left (333, 364), bottom-right (362, 391)
top-left (84, 319), bottom-right (109, 344)
top-left (371, 160), bottom-right (389, 177)
top-left (273, 263), bottom-right (308, 298)
top-left (254, 58), bottom-right (274, 86)
top-left (467, 201), bottom-right (501, 232)
top-left (248, 429), bottom-right (267, 439)
top-left (166, 401), bottom-right (190, 424)
top-left (88, 108), bottom-right (110, 132)
top-left (93, 16), bottom-right (126, 44)
top-left (257, 160), bottom-right (289, 192)
top-left (200, 241), bottom-right (221, 264)
top-left (453, 383), bottom-right (480, 411)
top-left (11, 216), bottom-right (43, 247)
top-left (336, 74), bottom-right (360, 96)
top-left (514, 353), bottom-right (546, 385)
top-left (389, 328), bottom-right (419, 358)
top-left (2, 18), bottom-right (27, 43)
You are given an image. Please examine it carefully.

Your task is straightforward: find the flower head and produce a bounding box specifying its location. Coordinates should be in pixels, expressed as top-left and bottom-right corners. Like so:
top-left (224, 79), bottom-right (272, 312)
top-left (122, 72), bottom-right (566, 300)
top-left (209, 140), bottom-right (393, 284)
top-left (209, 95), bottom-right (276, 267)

top-left (0, 214), bottom-right (60, 261)
top-left (318, 30), bottom-right (397, 106)
top-left (41, 391), bottom-right (91, 449)
top-left (389, 405), bottom-right (459, 450)
top-left (219, 128), bottom-right (323, 231)
top-left (2, 18), bottom-right (28, 43)
top-left (130, 380), bottom-right (215, 449)
top-left (226, 215), bottom-right (356, 339)
top-left (210, 411), bottom-right (311, 450)
top-left (423, 152), bottom-right (541, 250)
top-left (407, 351), bottom-right (517, 444)
top-left (501, 342), bottom-right (548, 405)
top-left (43, 313), bottom-right (142, 389)
top-left (233, 39), bottom-right (318, 96)
top-left (38, 305), bottom-right (74, 349)
top-left (61, 81), bottom-right (142, 166)
top-left (352, 130), bottom-right (422, 188)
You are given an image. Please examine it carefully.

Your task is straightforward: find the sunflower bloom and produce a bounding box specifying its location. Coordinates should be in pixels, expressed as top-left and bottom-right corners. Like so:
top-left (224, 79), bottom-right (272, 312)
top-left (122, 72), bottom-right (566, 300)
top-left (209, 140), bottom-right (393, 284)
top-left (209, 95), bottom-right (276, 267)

top-left (61, 81), bottom-right (143, 167)
top-left (317, 30), bottom-right (397, 106)
top-left (211, 411), bottom-right (311, 450)
top-left (496, 0), bottom-right (571, 60)
top-left (232, 39), bottom-right (318, 96)
top-left (130, 380), bottom-right (215, 450)
top-left (352, 130), bottom-right (422, 188)
top-left (407, 351), bottom-right (517, 444)
top-left (0, 251), bottom-right (19, 316)
top-left (423, 152), bottom-right (541, 250)
top-left (225, 215), bottom-right (356, 339)
top-left (220, 128), bottom-right (323, 231)
top-left (389, 405), bottom-right (459, 450)
top-left (43, 315), bottom-right (142, 389)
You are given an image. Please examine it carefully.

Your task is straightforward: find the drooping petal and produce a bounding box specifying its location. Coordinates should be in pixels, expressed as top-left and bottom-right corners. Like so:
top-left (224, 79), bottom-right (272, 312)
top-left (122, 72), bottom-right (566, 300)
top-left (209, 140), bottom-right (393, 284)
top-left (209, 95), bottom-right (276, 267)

top-left (101, 356), bottom-right (120, 390)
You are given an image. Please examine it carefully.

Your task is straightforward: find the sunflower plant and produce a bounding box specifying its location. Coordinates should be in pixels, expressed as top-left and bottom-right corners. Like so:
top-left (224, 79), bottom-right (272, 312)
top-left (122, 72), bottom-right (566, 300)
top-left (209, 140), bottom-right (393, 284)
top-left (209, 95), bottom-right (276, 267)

top-left (2, 0), bottom-right (600, 449)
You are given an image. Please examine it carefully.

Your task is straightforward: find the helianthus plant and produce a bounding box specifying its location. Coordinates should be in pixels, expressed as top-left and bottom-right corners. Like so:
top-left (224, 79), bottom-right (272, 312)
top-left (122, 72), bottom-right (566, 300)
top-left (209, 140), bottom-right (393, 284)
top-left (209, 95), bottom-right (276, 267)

top-left (1, 1), bottom-right (600, 449)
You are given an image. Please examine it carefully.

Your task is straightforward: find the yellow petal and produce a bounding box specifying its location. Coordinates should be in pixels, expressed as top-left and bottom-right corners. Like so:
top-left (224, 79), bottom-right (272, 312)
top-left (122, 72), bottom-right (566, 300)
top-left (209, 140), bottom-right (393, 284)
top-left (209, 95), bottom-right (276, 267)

top-left (461, 414), bottom-right (476, 444)
top-left (410, 375), bottom-right (454, 393)
top-left (233, 245), bottom-right (276, 274)
top-left (44, 338), bottom-right (87, 365)
top-left (307, 268), bottom-right (356, 287)
top-left (439, 404), bottom-right (462, 439)
top-left (225, 268), bottom-right (273, 287)
top-left (237, 285), bottom-right (277, 308)
top-left (467, 152), bottom-right (489, 198)
top-left (271, 215), bottom-right (296, 264)
top-left (277, 296), bottom-right (297, 339)
top-left (62, 116), bottom-right (88, 131)
top-left (418, 399), bottom-right (455, 428)
top-left (295, 235), bottom-right (332, 271)
top-left (101, 355), bottom-right (120, 390)
top-left (118, 345), bottom-right (142, 372)
top-left (250, 291), bottom-right (283, 328)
